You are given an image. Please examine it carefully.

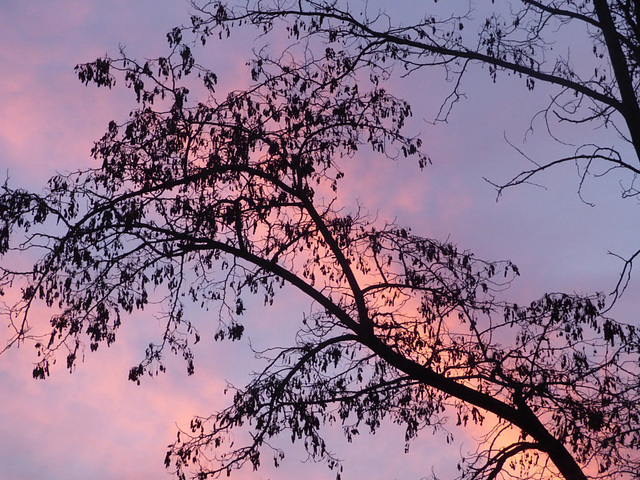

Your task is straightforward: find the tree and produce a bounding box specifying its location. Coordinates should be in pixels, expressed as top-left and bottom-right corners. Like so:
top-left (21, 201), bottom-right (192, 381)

top-left (1, 1), bottom-right (639, 480)
top-left (198, 0), bottom-right (640, 299)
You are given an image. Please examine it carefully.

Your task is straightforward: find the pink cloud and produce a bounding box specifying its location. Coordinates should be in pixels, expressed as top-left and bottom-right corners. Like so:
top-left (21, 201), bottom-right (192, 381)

top-left (2, 2), bottom-right (640, 480)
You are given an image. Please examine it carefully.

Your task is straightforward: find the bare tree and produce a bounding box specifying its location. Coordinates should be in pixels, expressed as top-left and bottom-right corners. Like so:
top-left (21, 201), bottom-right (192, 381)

top-left (1, 2), bottom-right (639, 480)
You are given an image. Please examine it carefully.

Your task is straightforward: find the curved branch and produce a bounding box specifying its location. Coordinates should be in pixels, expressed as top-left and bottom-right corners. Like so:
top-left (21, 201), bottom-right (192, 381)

top-left (238, 6), bottom-right (624, 112)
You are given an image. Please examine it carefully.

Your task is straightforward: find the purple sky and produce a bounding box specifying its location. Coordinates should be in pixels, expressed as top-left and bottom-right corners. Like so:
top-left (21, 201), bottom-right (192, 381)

top-left (1, 1), bottom-right (639, 479)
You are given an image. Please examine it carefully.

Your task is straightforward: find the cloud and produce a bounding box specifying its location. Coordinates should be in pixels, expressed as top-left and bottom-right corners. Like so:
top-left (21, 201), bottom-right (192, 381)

top-left (2, 1), bottom-right (640, 480)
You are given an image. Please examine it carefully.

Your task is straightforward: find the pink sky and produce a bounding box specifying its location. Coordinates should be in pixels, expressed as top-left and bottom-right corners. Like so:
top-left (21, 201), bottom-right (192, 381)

top-left (1, 1), bottom-right (639, 479)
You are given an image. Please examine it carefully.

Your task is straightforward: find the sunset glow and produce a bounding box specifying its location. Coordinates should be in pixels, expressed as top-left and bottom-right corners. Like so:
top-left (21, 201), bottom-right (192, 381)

top-left (2, 2), bottom-right (640, 480)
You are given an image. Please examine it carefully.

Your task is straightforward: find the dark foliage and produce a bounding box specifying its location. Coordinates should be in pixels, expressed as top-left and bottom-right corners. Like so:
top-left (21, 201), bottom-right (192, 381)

top-left (197, 0), bottom-right (640, 299)
top-left (2, 1), bottom-right (640, 480)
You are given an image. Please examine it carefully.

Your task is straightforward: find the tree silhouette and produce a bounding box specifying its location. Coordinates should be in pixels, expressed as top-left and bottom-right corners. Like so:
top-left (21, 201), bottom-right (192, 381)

top-left (1, 2), bottom-right (640, 480)
top-left (198, 0), bottom-right (640, 299)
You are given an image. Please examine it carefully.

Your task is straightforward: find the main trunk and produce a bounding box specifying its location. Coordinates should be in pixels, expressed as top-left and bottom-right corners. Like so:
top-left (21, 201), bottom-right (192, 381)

top-left (594, 0), bottom-right (640, 163)
top-left (364, 335), bottom-right (588, 480)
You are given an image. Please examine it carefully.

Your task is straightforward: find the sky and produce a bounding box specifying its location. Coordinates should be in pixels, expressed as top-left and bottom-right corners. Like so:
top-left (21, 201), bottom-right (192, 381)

top-left (1, 1), bottom-right (639, 480)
